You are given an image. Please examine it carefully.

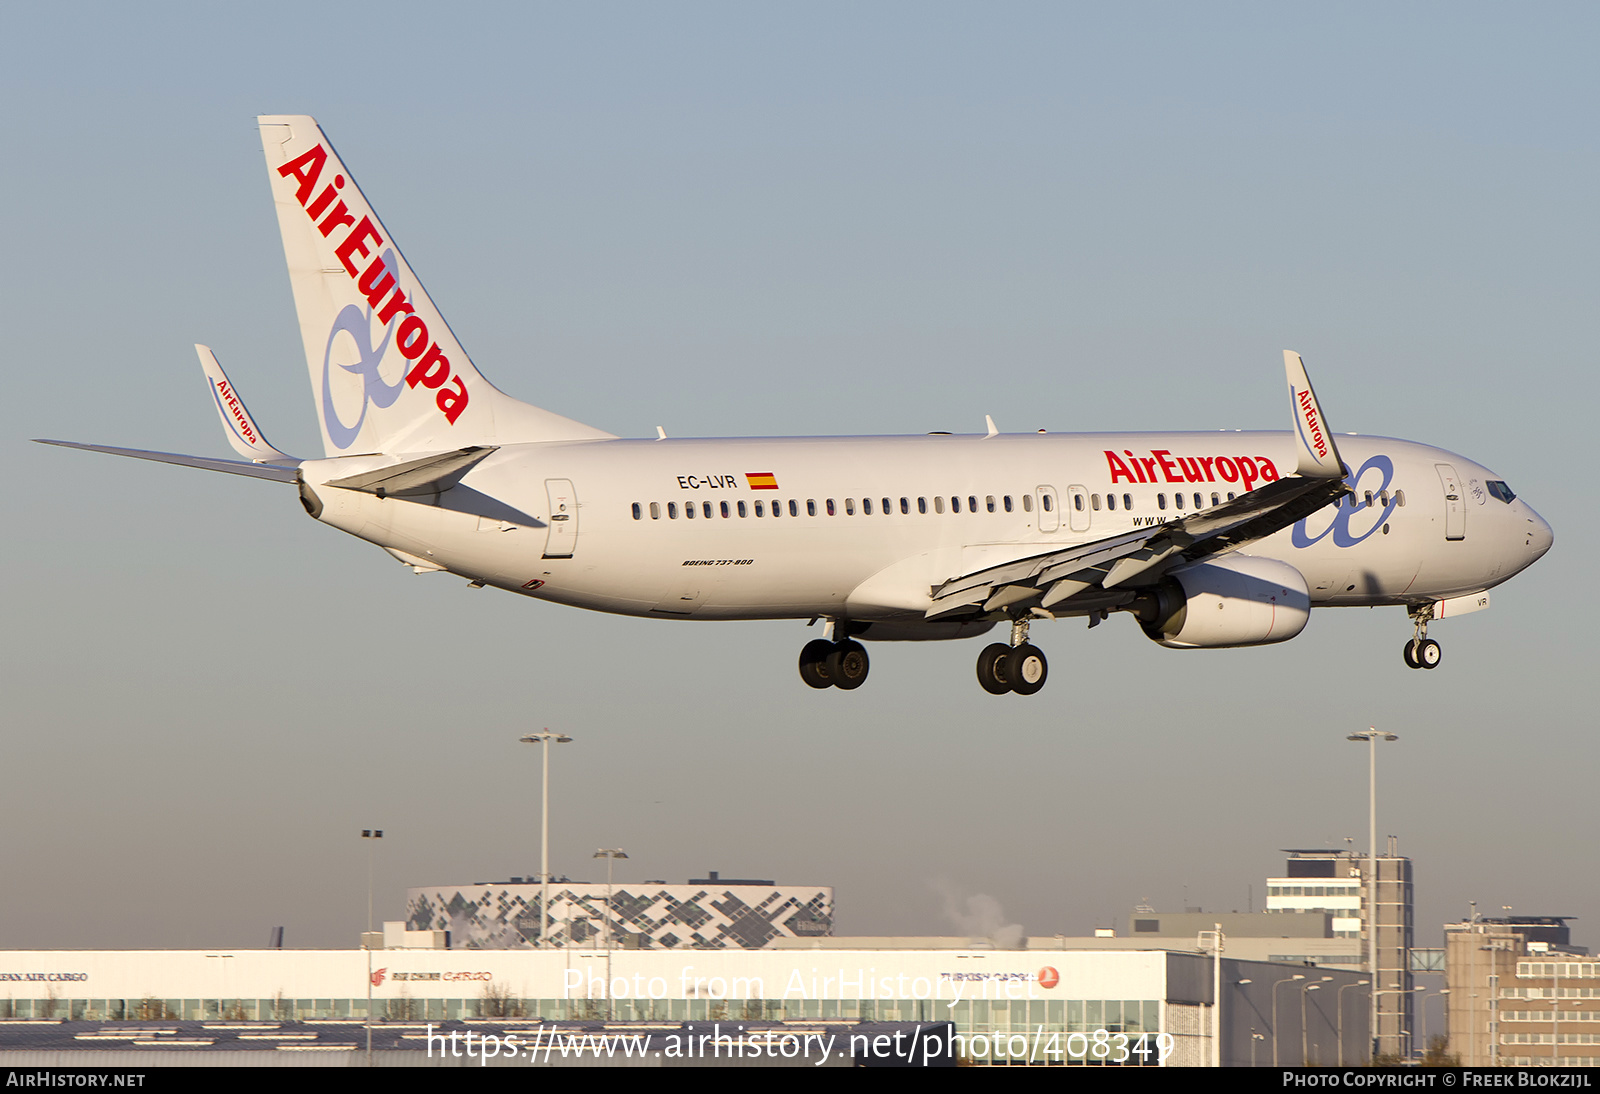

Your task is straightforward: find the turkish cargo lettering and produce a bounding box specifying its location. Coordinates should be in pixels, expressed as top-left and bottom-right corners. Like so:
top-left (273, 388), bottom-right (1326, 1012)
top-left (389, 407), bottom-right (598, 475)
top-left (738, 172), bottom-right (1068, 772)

top-left (277, 145), bottom-right (468, 428)
top-left (1103, 449), bottom-right (1281, 492)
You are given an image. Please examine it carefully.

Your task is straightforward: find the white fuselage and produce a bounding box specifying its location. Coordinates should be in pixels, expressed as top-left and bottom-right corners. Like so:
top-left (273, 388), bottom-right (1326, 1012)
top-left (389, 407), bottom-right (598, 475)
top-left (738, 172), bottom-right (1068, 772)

top-left (300, 430), bottom-right (1552, 632)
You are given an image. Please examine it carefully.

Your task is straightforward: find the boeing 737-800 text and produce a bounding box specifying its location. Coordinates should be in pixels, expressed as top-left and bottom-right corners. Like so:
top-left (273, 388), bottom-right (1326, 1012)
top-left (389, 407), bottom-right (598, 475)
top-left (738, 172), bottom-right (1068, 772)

top-left (40, 116), bottom-right (1554, 696)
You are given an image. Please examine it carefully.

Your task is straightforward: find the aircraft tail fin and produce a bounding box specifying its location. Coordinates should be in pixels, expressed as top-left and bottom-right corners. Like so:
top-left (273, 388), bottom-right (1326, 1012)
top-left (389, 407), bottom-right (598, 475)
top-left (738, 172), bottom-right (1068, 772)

top-left (257, 115), bottom-right (615, 457)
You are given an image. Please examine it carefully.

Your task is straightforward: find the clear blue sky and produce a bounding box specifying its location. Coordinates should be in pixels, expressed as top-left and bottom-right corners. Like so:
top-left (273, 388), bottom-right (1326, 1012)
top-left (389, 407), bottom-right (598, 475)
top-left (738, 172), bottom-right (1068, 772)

top-left (3, 2), bottom-right (1594, 950)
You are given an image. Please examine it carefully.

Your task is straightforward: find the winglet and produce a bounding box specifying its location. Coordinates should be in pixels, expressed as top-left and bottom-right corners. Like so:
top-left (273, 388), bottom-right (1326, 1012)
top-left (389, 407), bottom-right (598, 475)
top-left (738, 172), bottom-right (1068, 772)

top-left (197, 345), bottom-right (295, 463)
top-left (1284, 351), bottom-right (1344, 479)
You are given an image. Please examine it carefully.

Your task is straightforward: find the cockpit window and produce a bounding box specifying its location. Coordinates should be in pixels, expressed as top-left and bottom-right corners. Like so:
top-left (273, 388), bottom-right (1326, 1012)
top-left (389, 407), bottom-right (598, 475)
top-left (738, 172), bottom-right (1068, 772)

top-left (1487, 480), bottom-right (1516, 504)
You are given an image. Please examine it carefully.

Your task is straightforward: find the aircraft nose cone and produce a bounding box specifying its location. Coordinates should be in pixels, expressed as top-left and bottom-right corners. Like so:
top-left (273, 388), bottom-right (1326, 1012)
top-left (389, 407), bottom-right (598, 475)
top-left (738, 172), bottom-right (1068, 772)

top-left (1526, 508), bottom-right (1553, 561)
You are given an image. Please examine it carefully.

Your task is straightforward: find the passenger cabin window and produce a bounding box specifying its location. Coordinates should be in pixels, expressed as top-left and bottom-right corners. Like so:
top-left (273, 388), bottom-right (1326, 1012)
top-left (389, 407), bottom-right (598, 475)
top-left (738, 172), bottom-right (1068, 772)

top-left (738, 501), bottom-right (747, 517)
top-left (1173, 493), bottom-right (1184, 509)
top-left (1211, 493), bottom-right (1220, 507)
top-left (1395, 490), bottom-right (1406, 506)
top-left (986, 495), bottom-right (996, 513)
top-left (900, 497), bottom-right (910, 514)
top-left (703, 501), bottom-right (713, 519)
top-left (631, 502), bottom-right (642, 520)
top-left (825, 499), bottom-right (835, 516)
top-left (1041, 495), bottom-right (1053, 512)
top-left (1073, 494), bottom-right (1084, 511)
top-left (1123, 493), bottom-right (1133, 509)
top-left (686, 501), bottom-right (696, 518)
top-left (668, 502), bottom-right (679, 519)
top-left (1004, 496), bottom-right (1014, 512)
top-left (1022, 495), bottom-right (1033, 512)
top-left (650, 502), bottom-right (661, 520)
top-left (863, 498), bottom-right (873, 515)
top-left (789, 500), bottom-right (799, 517)
top-left (934, 497), bottom-right (945, 514)
top-left (1158, 494), bottom-right (1167, 510)
top-left (883, 497), bottom-right (892, 514)
top-left (755, 500), bottom-right (765, 517)
top-left (1193, 493), bottom-right (1202, 509)
top-left (720, 501), bottom-right (730, 518)
top-left (807, 500), bottom-right (817, 516)
top-left (845, 498), bottom-right (855, 515)
top-left (968, 495), bottom-right (978, 512)
top-left (1091, 494), bottom-right (1100, 510)
top-left (918, 497), bottom-right (928, 514)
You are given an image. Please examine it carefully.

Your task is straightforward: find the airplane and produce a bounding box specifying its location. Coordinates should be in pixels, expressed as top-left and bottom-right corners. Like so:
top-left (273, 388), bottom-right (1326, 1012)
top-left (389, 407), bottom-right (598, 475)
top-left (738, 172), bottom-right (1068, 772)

top-left (38, 115), bottom-right (1554, 696)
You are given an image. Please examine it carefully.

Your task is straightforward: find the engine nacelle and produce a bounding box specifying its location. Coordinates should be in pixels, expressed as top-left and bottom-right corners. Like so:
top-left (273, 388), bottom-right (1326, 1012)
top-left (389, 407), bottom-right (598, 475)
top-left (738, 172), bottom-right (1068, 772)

top-left (1134, 554), bottom-right (1310, 649)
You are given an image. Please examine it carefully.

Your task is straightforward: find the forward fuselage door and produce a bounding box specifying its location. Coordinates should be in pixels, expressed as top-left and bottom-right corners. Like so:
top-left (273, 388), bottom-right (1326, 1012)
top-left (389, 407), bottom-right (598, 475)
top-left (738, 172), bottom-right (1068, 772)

top-left (1435, 464), bottom-right (1465, 541)
top-left (543, 479), bottom-right (578, 558)
top-left (1066, 484), bottom-right (1091, 533)
top-left (1036, 485), bottom-right (1061, 533)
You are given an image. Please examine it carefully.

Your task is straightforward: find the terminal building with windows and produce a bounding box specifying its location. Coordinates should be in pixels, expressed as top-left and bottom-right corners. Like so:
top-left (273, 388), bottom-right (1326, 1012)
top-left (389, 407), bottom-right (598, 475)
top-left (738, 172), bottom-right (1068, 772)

top-left (0, 945), bottom-right (1367, 1067)
top-left (1446, 915), bottom-right (1596, 1067)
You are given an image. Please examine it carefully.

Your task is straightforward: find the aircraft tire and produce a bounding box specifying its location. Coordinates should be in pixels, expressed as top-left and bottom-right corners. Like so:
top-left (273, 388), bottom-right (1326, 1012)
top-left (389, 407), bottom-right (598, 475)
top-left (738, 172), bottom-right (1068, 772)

top-left (976, 643), bottom-right (1013, 694)
top-left (1007, 644), bottom-right (1048, 695)
top-left (827, 640), bottom-right (870, 690)
top-left (1402, 640), bottom-right (1420, 669)
top-left (799, 639), bottom-right (835, 689)
top-left (1418, 638), bottom-right (1442, 669)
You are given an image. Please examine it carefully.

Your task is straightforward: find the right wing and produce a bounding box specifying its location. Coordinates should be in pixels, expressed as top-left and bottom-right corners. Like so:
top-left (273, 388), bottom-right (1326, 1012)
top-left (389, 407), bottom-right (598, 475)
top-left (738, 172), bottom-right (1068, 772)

top-left (927, 351), bottom-right (1349, 619)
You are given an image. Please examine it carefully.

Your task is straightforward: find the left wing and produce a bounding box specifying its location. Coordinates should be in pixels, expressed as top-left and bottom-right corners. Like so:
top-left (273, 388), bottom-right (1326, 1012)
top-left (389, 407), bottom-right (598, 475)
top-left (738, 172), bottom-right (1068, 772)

top-left (927, 351), bottom-right (1348, 619)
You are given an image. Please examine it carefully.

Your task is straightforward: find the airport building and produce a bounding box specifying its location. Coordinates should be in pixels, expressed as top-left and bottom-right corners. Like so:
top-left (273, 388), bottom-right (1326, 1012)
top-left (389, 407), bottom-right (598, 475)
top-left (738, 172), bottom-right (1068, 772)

top-left (0, 945), bottom-right (1367, 1066)
top-left (1445, 916), bottom-right (1597, 1067)
top-left (406, 873), bottom-right (833, 950)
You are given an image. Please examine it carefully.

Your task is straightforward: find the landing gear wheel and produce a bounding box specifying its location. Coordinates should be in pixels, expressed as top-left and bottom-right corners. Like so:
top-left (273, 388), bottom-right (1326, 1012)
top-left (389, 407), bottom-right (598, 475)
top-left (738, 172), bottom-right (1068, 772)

top-left (976, 643), bottom-right (1014, 695)
top-left (1417, 638), bottom-right (1442, 669)
top-left (799, 639), bottom-right (835, 689)
top-left (1402, 640), bottom-right (1420, 669)
top-left (827, 640), bottom-right (870, 690)
top-left (1007, 643), bottom-right (1048, 695)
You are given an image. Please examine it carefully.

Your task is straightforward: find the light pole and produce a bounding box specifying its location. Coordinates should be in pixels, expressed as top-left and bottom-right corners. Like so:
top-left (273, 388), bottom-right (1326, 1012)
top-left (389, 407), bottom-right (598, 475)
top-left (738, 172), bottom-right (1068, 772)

top-left (594, 848), bottom-right (628, 1020)
top-left (520, 731), bottom-right (573, 949)
top-left (360, 827), bottom-right (383, 1067)
top-left (1348, 728), bottom-right (1398, 1058)
top-left (1338, 979), bottom-right (1370, 1065)
top-left (1421, 988), bottom-right (1450, 1060)
top-left (1273, 974), bottom-right (1305, 1066)
top-left (361, 829), bottom-right (384, 934)
top-left (1302, 976), bottom-right (1332, 1065)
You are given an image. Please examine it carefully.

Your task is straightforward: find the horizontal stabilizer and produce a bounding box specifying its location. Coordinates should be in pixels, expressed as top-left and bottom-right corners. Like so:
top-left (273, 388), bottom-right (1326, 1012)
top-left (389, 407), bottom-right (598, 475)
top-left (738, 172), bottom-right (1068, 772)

top-left (320, 446), bottom-right (498, 498)
top-left (35, 440), bottom-right (300, 482)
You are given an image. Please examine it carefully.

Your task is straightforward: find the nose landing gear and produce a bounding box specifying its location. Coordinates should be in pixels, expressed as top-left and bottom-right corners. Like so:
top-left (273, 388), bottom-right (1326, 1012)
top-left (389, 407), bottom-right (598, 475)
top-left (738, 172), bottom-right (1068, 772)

top-left (1402, 605), bottom-right (1442, 669)
top-left (976, 617), bottom-right (1049, 696)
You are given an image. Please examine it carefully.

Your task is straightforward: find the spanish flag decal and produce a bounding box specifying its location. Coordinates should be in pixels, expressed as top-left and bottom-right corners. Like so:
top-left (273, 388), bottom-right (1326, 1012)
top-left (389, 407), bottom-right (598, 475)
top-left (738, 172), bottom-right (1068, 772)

top-left (745, 472), bottom-right (779, 490)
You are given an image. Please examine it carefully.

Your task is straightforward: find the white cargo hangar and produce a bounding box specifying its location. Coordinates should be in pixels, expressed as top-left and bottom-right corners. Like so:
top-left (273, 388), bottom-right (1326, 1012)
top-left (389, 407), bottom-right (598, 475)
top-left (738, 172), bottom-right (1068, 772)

top-left (0, 946), bottom-right (1366, 1066)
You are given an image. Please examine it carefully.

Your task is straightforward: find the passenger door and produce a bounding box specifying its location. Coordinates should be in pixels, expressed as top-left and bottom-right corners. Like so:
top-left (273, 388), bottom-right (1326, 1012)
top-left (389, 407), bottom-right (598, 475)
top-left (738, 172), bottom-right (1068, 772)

top-left (1036, 485), bottom-right (1060, 533)
top-left (1066, 484), bottom-right (1091, 533)
top-left (543, 479), bottom-right (578, 558)
top-left (1435, 464), bottom-right (1465, 541)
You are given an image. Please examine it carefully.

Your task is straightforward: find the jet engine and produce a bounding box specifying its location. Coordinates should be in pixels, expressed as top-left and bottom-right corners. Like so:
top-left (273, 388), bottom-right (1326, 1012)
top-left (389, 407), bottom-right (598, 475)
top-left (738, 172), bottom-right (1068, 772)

top-left (1131, 554), bottom-right (1310, 649)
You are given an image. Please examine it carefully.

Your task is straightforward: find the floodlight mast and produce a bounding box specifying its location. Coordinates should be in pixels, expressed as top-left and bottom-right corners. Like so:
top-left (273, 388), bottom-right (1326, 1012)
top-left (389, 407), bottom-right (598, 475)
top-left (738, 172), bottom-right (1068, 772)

top-left (520, 731), bottom-right (573, 949)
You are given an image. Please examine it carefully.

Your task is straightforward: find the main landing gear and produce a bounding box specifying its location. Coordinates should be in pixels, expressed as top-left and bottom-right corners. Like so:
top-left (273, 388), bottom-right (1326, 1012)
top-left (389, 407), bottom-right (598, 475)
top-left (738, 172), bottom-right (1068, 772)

top-left (799, 637), bottom-right (870, 690)
top-left (1402, 605), bottom-right (1442, 670)
top-left (976, 618), bottom-right (1049, 696)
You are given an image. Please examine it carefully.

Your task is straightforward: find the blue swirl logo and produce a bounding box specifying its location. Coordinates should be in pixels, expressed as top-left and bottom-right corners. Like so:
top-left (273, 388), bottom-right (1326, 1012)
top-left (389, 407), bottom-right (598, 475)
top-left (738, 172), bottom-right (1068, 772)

top-left (321, 249), bottom-right (404, 449)
top-left (1291, 453), bottom-right (1398, 548)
